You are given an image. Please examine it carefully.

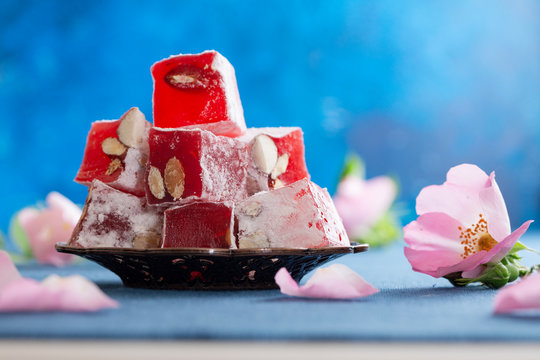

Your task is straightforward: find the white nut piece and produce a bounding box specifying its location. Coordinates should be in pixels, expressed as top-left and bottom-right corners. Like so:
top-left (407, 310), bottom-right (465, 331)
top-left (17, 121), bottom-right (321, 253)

top-left (251, 134), bottom-right (278, 174)
top-left (101, 137), bottom-right (126, 156)
top-left (164, 157), bottom-right (185, 200)
top-left (242, 201), bottom-right (262, 217)
top-left (270, 153), bottom-right (289, 179)
top-left (148, 166), bottom-right (165, 199)
top-left (239, 230), bottom-right (270, 248)
top-left (117, 107), bottom-right (147, 148)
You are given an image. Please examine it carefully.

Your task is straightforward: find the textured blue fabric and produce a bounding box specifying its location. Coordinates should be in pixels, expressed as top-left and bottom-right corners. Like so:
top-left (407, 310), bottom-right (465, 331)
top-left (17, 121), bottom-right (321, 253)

top-left (1, 236), bottom-right (539, 341)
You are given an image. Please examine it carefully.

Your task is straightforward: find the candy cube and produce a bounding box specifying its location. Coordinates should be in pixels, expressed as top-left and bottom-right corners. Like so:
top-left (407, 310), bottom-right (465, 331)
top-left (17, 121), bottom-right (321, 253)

top-left (69, 180), bottom-right (163, 248)
top-left (151, 50), bottom-right (246, 137)
top-left (236, 178), bottom-right (349, 248)
top-left (145, 127), bottom-right (248, 205)
top-left (74, 108), bottom-right (151, 197)
top-left (239, 127), bottom-right (310, 195)
top-left (162, 202), bottom-right (234, 249)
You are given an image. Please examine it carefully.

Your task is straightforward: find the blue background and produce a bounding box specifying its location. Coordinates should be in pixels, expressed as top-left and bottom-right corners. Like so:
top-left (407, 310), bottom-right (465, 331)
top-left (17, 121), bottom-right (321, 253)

top-left (1, 0), bottom-right (540, 234)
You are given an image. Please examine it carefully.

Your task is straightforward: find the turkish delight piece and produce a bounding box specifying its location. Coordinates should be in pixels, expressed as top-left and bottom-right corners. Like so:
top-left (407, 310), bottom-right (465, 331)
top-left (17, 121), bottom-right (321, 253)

top-left (236, 178), bottom-right (349, 248)
top-left (239, 127), bottom-right (310, 195)
top-left (69, 180), bottom-right (163, 248)
top-left (162, 202), bottom-right (234, 249)
top-left (145, 127), bottom-right (248, 205)
top-left (74, 107), bottom-right (151, 197)
top-left (151, 50), bottom-right (246, 137)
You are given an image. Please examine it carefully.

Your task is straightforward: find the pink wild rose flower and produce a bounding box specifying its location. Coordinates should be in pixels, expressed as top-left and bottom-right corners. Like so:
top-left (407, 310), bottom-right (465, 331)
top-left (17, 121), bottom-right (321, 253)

top-left (15, 192), bottom-right (81, 266)
top-left (404, 164), bottom-right (532, 288)
top-left (333, 175), bottom-right (397, 239)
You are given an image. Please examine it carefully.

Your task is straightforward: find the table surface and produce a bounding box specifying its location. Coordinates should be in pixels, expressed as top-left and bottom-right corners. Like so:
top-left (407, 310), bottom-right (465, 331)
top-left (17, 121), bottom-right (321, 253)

top-left (1, 235), bottom-right (540, 341)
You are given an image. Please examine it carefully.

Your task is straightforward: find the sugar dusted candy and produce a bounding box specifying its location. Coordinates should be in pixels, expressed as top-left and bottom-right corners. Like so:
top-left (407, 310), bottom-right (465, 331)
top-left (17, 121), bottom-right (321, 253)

top-left (74, 108), bottom-right (150, 197)
top-left (236, 178), bottom-right (349, 248)
top-left (162, 202), bottom-right (234, 249)
top-left (239, 127), bottom-right (310, 195)
top-left (151, 50), bottom-right (246, 137)
top-left (69, 180), bottom-right (163, 248)
top-left (145, 127), bottom-right (248, 205)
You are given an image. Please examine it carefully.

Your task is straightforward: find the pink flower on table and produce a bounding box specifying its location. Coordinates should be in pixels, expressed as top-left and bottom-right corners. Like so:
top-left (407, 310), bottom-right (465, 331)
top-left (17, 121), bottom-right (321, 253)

top-left (15, 192), bottom-right (81, 266)
top-left (0, 250), bottom-right (118, 312)
top-left (494, 272), bottom-right (540, 314)
top-left (333, 175), bottom-right (397, 239)
top-left (404, 164), bottom-right (532, 285)
top-left (275, 264), bottom-right (379, 299)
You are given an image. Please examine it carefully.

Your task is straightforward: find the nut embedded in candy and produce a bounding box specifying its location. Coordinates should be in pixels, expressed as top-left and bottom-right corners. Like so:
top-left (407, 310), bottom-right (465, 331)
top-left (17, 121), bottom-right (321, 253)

top-left (164, 157), bottom-right (185, 199)
top-left (75, 107), bottom-right (151, 197)
top-left (151, 50), bottom-right (246, 137)
top-left (252, 134), bottom-right (278, 174)
top-left (69, 180), bottom-right (163, 248)
top-left (236, 178), bottom-right (349, 249)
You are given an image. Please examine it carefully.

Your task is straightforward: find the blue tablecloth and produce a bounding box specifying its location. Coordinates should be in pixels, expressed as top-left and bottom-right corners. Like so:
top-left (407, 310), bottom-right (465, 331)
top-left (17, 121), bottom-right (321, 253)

top-left (1, 235), bottom-right (540, 341)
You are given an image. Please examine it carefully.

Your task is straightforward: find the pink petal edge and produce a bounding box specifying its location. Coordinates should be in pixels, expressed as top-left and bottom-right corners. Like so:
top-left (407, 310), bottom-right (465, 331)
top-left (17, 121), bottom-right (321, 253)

top-left (494, 272), bottom-right (540, 314)
top-left (0, 251), bottom-right (118, 312)
top-left (275, 265), bottom-right (378, 299)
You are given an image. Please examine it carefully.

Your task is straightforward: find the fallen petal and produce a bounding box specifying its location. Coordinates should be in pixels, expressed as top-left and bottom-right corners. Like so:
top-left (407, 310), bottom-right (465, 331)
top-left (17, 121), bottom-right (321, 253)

top-left (0, 274), bottom-right (118, 312)
top-left (494, 272), bottom-right (540, 314)
top-left (0, 251), bottom-right (22, 290)
top-left (0, 251), bottom-right (117, 312)
top-left (275, 264), bottom-right (378, 299)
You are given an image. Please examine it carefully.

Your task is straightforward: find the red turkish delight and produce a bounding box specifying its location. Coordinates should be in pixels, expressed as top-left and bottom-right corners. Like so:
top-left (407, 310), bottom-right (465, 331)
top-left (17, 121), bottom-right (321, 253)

top-left (235, 178), bottom-right (349, 248)
top-left (69, 180), bottom-right (163, 248)
top-left (145, 127), bottom-right (248, 205)
top-left (239, 127), bottom-right (310, 195)
top-left (74, 107), bottom-right (151, 197)
top-left (151, 50), bottom-right (246, 137)
top-left (162, 202), bottom-right (234, 249)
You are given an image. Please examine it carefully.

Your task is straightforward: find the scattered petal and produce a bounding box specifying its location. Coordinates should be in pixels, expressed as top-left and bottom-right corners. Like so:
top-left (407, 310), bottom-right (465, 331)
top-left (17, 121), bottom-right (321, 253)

top-left (0, 250), bottom-right (22, 289)
top-left (0, 251), bottom-right (117, 312)
top-left (275, 264), bottom-right (378, 299)
top-left (494, 272), bottom-right (540, 314)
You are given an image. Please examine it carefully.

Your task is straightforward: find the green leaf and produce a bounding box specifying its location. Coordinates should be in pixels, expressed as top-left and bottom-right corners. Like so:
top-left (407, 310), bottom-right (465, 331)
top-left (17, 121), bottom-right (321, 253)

top-left (352, 211), bottom-right (401, 248)
top-left (509, 241), bottom-right (528, 254)
top-left (339, 154), bottom-right (365, 180)
top-left (9, 215), bottom-right (33, 258)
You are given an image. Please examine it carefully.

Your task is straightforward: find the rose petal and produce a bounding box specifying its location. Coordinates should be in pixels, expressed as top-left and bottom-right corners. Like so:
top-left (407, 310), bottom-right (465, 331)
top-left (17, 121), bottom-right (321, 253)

top-left (405, 219), bottom-right (532, 278)
top-left (445, 163), bottom-right (491, 190)
top-left (17, 208), bottom-right (76, 266)
top-left (0, 275), bottom-right (118, 312)
top-left (46, 191), bottom-right (82, 227)
top-left (494, 272), bottom-right (540, 314)
top-left (479, 173), bottom-right (511, 241)
top-left (0, 250), bottom-right (22, 289)
top-left (0, 251), bottom-right (117, 312)
top-left (334, 175), bottom-right (397, 238)
top-left (416, 164), bottom-right (491, 227)
top-left (275, 264), bottom-right (378, 299)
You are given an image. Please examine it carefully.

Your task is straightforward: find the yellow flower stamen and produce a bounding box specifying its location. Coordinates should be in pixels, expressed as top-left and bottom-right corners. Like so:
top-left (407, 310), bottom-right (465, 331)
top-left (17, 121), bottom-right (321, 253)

top-left (459, 214), bottom-right (498, 259)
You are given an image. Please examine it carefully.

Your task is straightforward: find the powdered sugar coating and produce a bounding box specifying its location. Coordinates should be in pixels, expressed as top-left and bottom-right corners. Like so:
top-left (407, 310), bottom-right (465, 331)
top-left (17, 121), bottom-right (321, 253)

top-left (70, 180), bottom-right (163, 248)
top-left (236, 179), bottom-right (349, 248)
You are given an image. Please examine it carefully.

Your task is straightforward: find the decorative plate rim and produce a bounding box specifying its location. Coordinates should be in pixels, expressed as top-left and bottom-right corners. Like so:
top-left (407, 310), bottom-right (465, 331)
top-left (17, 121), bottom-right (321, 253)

top-left (55, 242), bottom-right (369, 257)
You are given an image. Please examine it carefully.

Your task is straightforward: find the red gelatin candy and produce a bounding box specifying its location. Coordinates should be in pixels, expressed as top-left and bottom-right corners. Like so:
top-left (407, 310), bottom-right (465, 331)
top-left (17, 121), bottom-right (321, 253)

top-left (74, 107), bottom-right (151, 197)
top-left (69, 180), bottom-right (163, 249)
top-left (162, 202), bottom-right (234, 249)
top-left (239, 127), bottom-right (310, 195)
top-left (151, 50), bottom-right (246, 137)
top-left (145, 127), bottom-right (248, 205)
top-left (235, 178), bottom-right (349, 249)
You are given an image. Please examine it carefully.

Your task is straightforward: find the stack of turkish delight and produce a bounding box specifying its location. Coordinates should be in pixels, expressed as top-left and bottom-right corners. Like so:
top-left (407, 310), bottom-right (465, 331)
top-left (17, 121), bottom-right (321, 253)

top-left (69, 50), bottom-right (349, 249)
